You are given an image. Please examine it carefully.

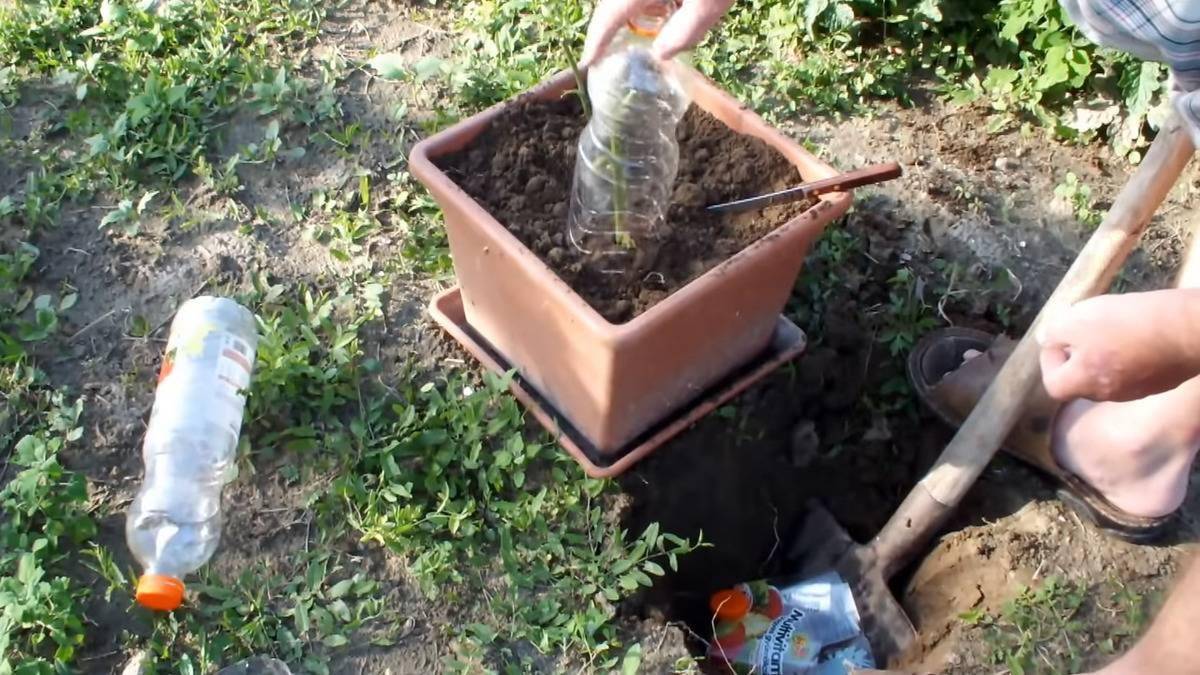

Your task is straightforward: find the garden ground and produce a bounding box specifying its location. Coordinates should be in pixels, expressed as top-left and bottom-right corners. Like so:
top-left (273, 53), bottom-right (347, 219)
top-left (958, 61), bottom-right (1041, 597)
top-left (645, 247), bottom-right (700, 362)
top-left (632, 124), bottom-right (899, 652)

top-left (2, 0), bottom-right (1198, 673)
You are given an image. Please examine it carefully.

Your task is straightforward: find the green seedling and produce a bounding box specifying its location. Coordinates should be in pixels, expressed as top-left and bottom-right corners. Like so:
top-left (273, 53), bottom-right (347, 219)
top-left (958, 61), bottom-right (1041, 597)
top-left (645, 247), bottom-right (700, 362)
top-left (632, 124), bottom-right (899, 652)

top-left (961, 576), bottom-right (1147, 675)
top-left (1055, 171), bottom-right (1102, 228)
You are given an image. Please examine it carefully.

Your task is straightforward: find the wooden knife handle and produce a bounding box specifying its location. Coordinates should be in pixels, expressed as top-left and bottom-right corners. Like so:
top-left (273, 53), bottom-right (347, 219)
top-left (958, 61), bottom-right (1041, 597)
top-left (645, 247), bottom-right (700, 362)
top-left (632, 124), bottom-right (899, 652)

top-left (801, 162), bottom-right (903, 198)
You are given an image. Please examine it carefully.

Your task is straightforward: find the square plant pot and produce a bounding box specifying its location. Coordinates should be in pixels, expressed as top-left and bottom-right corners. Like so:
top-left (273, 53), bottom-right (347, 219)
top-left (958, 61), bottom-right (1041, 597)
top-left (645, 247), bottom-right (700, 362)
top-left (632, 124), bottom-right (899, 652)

top-left (410, 67), bottom-right (853, 455)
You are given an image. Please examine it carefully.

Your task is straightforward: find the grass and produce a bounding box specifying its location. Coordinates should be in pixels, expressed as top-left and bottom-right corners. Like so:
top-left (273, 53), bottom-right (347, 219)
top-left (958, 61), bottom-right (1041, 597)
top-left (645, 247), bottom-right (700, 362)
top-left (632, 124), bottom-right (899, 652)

top-left (961, 576), bottom-right (1152, 675)
top-left (0, 0), bottom-right (327, 228)
top-left (432, 0), bottom-right (1165, 159)
top-left (0, 365), bottom-right (95, 671)
top-left (243, 275), bottom-right (703, 669)
top-left (0, 257), bottom-right (701, 671)
top-left (88, 547), bottom-right (399, 675)
top-left (0, 0), bottom-right (696, 664)
top-left (0, 0), bottom-right (1179, 671)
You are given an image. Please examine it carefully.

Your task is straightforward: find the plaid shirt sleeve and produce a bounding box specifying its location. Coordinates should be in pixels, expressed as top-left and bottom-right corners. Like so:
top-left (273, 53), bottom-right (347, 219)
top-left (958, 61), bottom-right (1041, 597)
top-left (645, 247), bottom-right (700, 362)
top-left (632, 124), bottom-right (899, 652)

top-left (1060, 0), bottom-right (1200, 143)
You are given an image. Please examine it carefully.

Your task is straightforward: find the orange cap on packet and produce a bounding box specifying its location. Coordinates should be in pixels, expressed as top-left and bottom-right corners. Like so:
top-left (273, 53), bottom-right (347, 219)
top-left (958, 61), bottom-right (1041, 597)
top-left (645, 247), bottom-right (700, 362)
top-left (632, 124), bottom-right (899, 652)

top-left (709, 588), bottom-right (751, 621)
top-left (136, 574), bottom-right (185, 611)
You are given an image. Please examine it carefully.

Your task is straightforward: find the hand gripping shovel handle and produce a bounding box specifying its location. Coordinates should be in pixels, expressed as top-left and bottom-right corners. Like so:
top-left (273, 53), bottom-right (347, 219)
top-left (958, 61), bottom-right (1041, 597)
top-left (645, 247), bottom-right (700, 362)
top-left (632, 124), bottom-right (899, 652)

top-left (870, 114), bottom-right (1195, 578)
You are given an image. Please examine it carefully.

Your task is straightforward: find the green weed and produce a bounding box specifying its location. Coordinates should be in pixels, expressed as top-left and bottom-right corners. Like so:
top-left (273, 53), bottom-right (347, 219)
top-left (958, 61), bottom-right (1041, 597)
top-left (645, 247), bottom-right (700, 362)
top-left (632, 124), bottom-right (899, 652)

top-left (790, 227), bottom-right (865, 335)
top-left (440, 0), bottom-right (1162, 156)
top-left (335, 369), bottom-right (702, 670)
top-left (962, 576), bottom-right (1088, 674)
top-left (388, 168), bottom-right (454, 278)
top-left (1055, 171), bottom-right (1103, 227)
top-left (961, 576), bottom-right (1149, 675)
top-left (878, 267), bottom-right (940, 357)
top-left (447, 0), bottom-right (588, 109)
top-left (0, 173), bottom-right (97, 673)
top-left (242, 273), bottom-right (385, 465)
top-left (0, 0), bottom-right (325, 224)
top-left (134, 552), bottom-right (396, 675)
top-left (222, 276), bottom-right (699, 670)
top-left (0, 370), bottom-right (96, 672)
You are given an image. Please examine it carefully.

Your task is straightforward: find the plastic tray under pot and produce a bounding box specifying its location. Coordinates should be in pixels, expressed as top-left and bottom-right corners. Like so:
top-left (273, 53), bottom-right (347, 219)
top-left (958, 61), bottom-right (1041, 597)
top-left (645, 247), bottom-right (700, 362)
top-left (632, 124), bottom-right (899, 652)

top-left (429, 286), bottom-right (808, 477)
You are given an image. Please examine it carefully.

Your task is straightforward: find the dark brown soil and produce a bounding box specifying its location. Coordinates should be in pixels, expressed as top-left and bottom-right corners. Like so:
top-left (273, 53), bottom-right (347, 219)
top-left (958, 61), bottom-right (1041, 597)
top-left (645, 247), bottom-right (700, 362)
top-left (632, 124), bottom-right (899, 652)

top-left (438, 97), bottom-right (814, 323)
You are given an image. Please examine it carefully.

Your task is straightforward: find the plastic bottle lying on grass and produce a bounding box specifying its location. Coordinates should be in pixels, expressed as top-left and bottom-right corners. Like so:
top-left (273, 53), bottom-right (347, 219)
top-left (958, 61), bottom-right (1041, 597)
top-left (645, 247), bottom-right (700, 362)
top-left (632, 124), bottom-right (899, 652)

top-left (707, 571), bottom-right (876, 674)
top-left (126, 297), bottom-right (258, 611)
top-left (567, 0), bottom-right (690, 274)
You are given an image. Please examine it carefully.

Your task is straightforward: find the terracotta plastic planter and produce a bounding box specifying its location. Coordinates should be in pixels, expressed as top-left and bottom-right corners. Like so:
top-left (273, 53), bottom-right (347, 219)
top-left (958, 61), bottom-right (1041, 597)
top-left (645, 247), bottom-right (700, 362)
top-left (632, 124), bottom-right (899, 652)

top-left (410, 66), bottom-right (852, 458)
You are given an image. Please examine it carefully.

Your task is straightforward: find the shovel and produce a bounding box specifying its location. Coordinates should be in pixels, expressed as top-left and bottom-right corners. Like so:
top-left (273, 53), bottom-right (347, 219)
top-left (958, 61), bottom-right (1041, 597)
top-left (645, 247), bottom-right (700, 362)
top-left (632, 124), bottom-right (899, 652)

top-left (790, 113), bottom-right (1195, 663)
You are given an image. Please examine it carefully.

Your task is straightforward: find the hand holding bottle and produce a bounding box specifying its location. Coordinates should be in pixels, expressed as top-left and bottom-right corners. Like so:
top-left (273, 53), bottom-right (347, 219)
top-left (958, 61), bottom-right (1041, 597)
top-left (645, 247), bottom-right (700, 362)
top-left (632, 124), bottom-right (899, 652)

top-left (581, 0), bottom-right (735, 67)
top-left (569, 0), bottom-right (691, 274)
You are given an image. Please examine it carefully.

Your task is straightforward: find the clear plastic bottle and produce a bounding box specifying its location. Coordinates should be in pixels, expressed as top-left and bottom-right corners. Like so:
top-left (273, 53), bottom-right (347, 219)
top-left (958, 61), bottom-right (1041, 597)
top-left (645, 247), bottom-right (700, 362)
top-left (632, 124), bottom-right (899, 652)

top-left (568, 0), bottom-right (690, 273)
top-left (126, 296), bottom-right (258, 611)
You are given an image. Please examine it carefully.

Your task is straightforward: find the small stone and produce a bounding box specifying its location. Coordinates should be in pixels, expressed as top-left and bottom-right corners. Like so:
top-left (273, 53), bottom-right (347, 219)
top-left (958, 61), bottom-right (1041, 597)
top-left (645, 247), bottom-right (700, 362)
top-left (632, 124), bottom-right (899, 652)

top-left (217, 656), bottom-right (293, 675)
top-left (672, 182), bottom-right (706, 209)
top-left (637, 289), bottom-right (667, 307)
top-left (547, 247), bottom-right (566, 264)
top-left (862, 415), bottom-right (892, 442)
top-left (994, 156), bottom-right (1017, 171)
top-left (552, 202), bottom-right (567, 218)
top-left (121, 652), bottom-right (149, 675)
top-left (694, 147), bottom-right (710, 163)
top-left (611, 299), bottom-right (633, 320)
top-left (525, 175), bottom-right (547, 196)
top-left (789, 420), bottom-right (821, 468)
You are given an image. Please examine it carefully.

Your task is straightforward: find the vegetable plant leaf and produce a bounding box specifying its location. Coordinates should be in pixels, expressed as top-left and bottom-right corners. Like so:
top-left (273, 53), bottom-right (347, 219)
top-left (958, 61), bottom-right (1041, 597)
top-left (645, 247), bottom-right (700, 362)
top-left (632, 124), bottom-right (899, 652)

top-left (369, 53), bottom-right (408, 81)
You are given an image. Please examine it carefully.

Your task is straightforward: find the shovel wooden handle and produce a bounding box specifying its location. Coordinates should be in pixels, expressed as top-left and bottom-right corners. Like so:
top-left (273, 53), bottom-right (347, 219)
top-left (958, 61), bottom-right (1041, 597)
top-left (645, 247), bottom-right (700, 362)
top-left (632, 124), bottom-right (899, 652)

top-left (871, 114), bottom-right (1195, 578)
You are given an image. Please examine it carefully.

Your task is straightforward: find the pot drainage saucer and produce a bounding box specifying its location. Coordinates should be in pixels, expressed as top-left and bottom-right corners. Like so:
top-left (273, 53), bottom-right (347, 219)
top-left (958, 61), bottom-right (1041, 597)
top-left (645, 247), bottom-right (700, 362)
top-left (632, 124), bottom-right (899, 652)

top-left (429, 286), bottom-right (808, 478)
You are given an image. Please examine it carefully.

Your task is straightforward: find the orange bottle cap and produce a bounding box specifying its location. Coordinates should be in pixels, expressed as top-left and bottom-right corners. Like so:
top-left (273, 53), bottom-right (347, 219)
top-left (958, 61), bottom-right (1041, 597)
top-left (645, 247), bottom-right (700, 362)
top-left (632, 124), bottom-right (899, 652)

top-left (136, 573), bottom-right (185, 611)
top-left (709, 588), bottom-right (751, 620)
top-left (627, 0), bottom-right (681, 38)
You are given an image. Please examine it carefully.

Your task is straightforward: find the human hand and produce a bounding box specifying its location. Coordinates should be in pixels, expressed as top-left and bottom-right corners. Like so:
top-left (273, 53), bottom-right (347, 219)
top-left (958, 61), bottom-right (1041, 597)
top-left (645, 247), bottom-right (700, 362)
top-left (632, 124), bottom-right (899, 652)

top-left (1038, 289), bottom-right (1200, 402)
top-left (580, 0), bottom-right (735, 67)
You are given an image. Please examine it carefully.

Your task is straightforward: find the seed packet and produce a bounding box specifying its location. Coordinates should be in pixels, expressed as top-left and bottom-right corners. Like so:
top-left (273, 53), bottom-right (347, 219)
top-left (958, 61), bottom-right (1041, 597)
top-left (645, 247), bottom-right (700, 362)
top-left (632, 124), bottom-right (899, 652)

top-left (707, 571), bottom-right (875, 674)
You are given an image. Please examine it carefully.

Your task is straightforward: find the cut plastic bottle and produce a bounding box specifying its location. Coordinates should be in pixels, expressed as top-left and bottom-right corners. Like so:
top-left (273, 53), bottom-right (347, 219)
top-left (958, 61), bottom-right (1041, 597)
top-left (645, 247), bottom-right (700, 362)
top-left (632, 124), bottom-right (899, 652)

top-left (568, 0), bottom-right (690, 275)
top-left (126, 296), bottom-right (258, 611)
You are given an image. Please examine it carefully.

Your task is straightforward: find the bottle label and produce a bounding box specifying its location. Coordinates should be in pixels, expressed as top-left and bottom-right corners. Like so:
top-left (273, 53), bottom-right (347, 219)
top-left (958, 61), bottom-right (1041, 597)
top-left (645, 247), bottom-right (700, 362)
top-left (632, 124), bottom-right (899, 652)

top-left (150, 319), bottom-right (255, 446)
